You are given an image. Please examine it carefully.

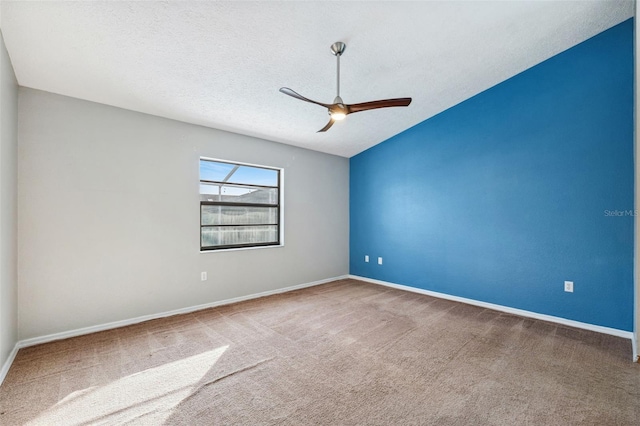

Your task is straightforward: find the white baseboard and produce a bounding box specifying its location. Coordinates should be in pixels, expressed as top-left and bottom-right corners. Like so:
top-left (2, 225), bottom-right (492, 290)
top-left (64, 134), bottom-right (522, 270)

top-left (1, 276), bottom-right (343, 386)
top-left (12, 274), bottom-right (348, 354)
top-left (633, 333), bottom-right (638, 363)
top-left (4, 272), bottom-right (634, 385)
top-left (0, 343), bottom-right (20, 387)
top-left (349, 275), bottom-right (636, 358)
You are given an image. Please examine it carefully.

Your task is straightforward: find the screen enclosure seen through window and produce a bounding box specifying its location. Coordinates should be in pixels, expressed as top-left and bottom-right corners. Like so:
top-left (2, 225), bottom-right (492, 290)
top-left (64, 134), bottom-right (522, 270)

top-left (200, 158), bottom-right (281, 251)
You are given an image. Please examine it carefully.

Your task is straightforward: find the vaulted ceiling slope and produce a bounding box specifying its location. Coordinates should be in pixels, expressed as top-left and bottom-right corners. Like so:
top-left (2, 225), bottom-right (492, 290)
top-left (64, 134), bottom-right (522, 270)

top-left (0, 1), bottom-right (633, 158)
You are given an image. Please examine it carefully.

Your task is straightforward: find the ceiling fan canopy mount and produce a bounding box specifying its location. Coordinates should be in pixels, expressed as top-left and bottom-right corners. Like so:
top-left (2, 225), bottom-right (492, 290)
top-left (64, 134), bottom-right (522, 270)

top-left (330, 41), bottom-right (346, 57)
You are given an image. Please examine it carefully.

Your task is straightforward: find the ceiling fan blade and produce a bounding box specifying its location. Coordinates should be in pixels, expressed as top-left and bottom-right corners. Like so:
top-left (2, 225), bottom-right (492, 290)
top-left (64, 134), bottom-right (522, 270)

top-left (347, 98), bottom-right (412, 114)
top-left (317, 119), bottom-right (335, 133)
top-left (279, 87), bottom-right (332, 108)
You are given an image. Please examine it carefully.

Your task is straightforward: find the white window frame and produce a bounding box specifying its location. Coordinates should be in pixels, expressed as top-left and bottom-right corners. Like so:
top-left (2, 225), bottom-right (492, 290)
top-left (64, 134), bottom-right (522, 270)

top-left (199, 156), bottom-right (284, 252)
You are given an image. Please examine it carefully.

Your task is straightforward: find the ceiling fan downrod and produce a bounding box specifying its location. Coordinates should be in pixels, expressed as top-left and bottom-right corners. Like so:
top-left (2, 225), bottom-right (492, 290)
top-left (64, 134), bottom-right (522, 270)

top-left (331, 42), bottom-right (346, 104)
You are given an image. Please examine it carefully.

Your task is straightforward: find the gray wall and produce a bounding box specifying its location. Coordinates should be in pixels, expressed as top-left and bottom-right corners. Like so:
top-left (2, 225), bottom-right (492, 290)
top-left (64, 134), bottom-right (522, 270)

top-left (0, 30), bottom-right (18, 367)
top-left (18, 88), bottom-right (349, 340)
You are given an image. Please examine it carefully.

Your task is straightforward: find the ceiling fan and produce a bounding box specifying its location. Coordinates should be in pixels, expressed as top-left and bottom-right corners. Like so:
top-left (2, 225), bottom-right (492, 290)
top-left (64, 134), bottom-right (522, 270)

top-left (280, 42), bottom-right (412, 132)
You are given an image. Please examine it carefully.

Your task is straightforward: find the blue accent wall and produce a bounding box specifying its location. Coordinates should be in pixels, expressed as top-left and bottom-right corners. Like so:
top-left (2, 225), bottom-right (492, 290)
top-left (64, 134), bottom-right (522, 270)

top-left (350, 19), bottom-right (634, 331)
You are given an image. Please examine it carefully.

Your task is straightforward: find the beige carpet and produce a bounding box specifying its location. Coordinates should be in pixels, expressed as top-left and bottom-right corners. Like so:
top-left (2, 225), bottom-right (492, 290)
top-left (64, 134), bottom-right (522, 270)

top-left (1, 279), bottom-right (639, 425)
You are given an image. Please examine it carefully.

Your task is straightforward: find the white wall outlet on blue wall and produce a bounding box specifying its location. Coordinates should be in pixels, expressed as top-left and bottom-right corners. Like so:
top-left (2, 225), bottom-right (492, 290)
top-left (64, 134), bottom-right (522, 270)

top-left (564, 281), bottom-right (573, 292)
top-left (378, 257), bottom-right (383, 265)
top-left (365, 255), bottom-right (369, 262)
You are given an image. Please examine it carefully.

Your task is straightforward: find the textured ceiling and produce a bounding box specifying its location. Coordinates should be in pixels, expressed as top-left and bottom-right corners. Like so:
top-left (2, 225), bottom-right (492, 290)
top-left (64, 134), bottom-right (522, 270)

top-left (0, 1), bottom-right (634, 158)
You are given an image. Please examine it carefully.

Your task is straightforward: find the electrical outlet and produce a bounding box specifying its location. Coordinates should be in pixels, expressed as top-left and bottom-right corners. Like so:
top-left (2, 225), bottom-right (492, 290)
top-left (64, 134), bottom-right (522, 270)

top-left (201, 272), bottom-right (207, 281)
top-left (378, 257), bottom-right (383, 265)
top-left (564, 280), bottom-right (573, 292)
top-left (364, 255), bottom-right (369, 263)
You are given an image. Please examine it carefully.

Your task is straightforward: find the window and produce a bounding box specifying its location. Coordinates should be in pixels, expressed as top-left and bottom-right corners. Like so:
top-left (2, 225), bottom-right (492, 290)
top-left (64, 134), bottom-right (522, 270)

top-left (200, 158), bottom-right (281, 251)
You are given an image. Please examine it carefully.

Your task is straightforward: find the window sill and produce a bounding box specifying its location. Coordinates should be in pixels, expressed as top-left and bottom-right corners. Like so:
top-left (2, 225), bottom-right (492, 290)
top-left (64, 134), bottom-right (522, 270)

top-left (200, 244), bottom-right (284, 254)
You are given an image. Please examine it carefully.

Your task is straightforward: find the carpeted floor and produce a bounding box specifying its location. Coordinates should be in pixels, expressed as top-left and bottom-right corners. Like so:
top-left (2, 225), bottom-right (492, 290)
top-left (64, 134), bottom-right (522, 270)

top-left (1, 279), bottom-right (639, 425)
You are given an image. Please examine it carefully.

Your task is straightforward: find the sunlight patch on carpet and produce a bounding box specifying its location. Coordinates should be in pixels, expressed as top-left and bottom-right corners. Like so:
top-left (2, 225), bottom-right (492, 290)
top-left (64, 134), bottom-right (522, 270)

top-left (26, 346), bottom-right (228, 425)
